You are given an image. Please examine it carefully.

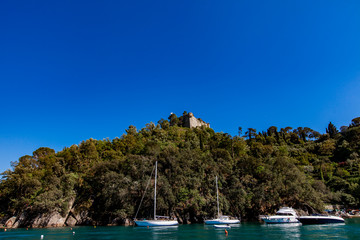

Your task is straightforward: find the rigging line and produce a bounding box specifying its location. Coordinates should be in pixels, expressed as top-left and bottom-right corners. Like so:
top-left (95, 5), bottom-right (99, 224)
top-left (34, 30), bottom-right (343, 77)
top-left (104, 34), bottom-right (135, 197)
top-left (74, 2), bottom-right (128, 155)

top-left (134, 164), bottom-right (156, 220)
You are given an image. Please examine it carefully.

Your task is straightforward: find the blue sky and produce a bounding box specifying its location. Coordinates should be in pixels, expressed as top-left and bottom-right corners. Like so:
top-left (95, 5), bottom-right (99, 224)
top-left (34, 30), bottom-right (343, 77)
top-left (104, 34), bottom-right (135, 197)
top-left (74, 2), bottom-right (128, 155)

top-left (1, 0), bottom-right (360, 173)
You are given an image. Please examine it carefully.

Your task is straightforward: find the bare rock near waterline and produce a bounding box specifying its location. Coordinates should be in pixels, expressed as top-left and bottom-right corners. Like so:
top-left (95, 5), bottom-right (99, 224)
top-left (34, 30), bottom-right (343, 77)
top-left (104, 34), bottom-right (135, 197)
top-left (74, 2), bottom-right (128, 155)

top-left (123, 218), bottom-right (131, 226)
top-left (31, 197), bottom-right (76, 228)
top-left (109, 217), bottom-right (132, 226)
top-left (31, 212), bottom-right (66, 228)
top-left (47, 212), bottom-right (69, 227)
top-left (65, 215), bottom-right (77, 226)
top-left (4, 216), bottom-right (17, 228)
top-left (12, 212), bottom-right (27, 228)
top-left (79, 211), bottom-right (93, 225)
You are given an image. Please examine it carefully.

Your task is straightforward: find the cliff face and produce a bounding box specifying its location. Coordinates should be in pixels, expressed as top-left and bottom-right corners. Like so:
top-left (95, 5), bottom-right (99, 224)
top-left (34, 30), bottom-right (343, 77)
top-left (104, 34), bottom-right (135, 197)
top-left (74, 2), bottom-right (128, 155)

top-left (4, 198), bottom-right (76, 228)
top-left (2, 196), bottom-right (134, 228)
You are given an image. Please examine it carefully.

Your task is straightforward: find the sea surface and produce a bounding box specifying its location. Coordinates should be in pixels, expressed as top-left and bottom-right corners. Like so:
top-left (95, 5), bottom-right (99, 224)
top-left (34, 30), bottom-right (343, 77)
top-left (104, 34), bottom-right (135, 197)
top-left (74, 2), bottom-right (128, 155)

top-left (1, 219), bottom-right (360, 240)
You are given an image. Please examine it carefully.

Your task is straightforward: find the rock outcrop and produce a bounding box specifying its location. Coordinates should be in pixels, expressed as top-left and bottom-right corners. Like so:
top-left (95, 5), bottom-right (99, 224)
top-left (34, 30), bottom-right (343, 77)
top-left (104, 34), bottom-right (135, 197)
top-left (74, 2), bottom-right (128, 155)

top-left (5, 197), bottom-right (76, 228)
top-left (4, 216), bottom-right (16, 228)
top-left (65, 215), bottom-right (77, 227)
top-left (30, 212), bottom-right (67, 228)
top-left (71, 210), bottom-right (93, 225)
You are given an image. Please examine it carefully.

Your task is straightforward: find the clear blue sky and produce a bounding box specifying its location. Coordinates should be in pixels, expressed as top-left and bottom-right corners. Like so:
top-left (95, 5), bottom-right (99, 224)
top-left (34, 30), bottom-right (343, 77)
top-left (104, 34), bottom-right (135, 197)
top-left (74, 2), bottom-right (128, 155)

top-left (1, 0), bottom-right (360, 173)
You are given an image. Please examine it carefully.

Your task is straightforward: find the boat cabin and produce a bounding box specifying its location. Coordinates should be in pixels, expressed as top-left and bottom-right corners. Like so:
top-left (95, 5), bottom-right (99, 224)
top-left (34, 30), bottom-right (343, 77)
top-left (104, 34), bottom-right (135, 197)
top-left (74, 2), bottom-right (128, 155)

top-left (275, 207), bottom-right (298, 217)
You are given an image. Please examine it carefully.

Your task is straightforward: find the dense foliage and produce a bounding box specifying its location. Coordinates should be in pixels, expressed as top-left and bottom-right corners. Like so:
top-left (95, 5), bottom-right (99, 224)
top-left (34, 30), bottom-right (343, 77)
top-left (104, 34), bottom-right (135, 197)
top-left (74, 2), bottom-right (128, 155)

top-left (1, 113), bottom-right (360, 224)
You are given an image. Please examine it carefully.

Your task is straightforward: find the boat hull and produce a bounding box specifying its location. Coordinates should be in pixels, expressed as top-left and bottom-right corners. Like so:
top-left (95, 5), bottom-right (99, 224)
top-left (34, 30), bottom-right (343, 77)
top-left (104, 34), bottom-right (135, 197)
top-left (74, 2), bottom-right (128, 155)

top-left (263, 217), bottom-right (300, 224)
top-left (205, 219), bottom-right (240, 225)
top-left (214, 225), bottom-right (231, 228)
top-left (135, 220), bottom-right (179, 227)
top-left (298, 216), bottom-right (345, 225)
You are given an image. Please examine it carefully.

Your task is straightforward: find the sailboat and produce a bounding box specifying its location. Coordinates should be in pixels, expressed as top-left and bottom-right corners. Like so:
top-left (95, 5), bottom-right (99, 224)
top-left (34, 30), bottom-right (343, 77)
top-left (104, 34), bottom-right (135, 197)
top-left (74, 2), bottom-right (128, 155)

top-left (134, 161), bottom-right (179, 227)
top-left (204, 176), bottom-right (240, 225)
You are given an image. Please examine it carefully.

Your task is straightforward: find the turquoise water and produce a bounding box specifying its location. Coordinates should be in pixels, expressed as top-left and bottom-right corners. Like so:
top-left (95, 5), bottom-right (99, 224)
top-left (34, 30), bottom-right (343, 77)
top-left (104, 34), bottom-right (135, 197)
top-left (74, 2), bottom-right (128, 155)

top-left (1, 219), bottom-right (360, 240)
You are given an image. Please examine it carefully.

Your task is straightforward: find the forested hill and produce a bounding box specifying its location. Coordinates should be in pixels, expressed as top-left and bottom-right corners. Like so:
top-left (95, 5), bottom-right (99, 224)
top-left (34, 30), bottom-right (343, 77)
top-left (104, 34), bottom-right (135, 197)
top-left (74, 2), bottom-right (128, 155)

top-left (1, 113), bottom-right (360, 227)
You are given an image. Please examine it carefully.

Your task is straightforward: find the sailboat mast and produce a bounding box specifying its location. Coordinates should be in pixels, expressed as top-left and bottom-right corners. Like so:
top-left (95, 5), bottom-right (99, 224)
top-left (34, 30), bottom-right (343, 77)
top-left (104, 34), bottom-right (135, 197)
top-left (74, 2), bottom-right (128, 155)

top-left (216, 176), bottom-right (219, 219)
top-left (154, 161), bottom-right (157, 220)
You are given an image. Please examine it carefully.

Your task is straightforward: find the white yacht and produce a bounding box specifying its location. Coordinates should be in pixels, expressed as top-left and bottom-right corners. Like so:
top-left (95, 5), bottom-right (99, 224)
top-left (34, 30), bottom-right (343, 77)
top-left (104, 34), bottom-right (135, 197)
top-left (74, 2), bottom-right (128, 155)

top-left (261, 207), bottom-right (300, 224)
top-left (134, 161), bottom-right (179, 227)
top-left (204, 176), bottom-right (240, 225)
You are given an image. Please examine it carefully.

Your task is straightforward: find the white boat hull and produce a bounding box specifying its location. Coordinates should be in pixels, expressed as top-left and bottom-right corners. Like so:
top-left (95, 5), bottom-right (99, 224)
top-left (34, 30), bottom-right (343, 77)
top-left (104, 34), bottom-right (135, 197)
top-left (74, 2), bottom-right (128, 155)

top-left (205, 219), bottom-right (240, 225)
top-left (214, 224), bottom-right (231, 228)
top-left (135, 220), bottom-right (179, 227)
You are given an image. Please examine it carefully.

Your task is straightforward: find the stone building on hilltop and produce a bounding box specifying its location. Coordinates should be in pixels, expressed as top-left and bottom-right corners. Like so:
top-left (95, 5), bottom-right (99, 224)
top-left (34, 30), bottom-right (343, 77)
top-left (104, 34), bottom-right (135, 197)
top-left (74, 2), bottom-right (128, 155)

top-left (183, 112), bottom-right (210, 128)
top-left (168, 112), bottom-right (210, 128)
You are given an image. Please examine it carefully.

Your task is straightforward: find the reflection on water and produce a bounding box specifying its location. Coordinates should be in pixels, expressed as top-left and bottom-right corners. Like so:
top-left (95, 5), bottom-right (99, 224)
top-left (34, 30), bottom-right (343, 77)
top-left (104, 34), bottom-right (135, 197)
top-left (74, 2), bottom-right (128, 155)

top-left (299, 223), bottom-right (349, 240)
top-left (149, 226), bottom-right (179, 240)
top-left (261, 223), bottom-right (301, 239)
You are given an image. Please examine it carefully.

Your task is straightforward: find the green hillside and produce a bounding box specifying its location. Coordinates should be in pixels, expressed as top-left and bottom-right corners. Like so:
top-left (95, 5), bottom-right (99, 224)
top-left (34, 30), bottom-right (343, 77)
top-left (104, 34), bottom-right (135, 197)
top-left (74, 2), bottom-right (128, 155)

top-left (1, 113), bottom-right (360, 226)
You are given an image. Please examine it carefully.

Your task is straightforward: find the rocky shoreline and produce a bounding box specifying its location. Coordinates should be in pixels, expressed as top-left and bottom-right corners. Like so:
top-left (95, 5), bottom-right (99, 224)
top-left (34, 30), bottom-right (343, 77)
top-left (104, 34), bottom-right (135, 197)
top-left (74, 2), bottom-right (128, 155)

top-left (2, 211), bottom-right (131, 229)
top-left (2, 206), bottom-right (356, 229)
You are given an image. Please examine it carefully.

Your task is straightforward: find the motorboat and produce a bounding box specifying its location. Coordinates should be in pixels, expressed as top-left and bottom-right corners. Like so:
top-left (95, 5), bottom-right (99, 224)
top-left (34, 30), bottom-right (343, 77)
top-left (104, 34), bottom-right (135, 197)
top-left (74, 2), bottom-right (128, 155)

top-left (298, 215), bottom-right (345, 224)
top-left (134, 161), bottom-right (179, 227)
top-left (214, 224), bottom-right (231, 229)
top-left (261, 207), bottom-right (300, 224)
top-left (204, 176), bottom-right (240, 225)
top-left (205, 215), bottom-right (240, 225)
